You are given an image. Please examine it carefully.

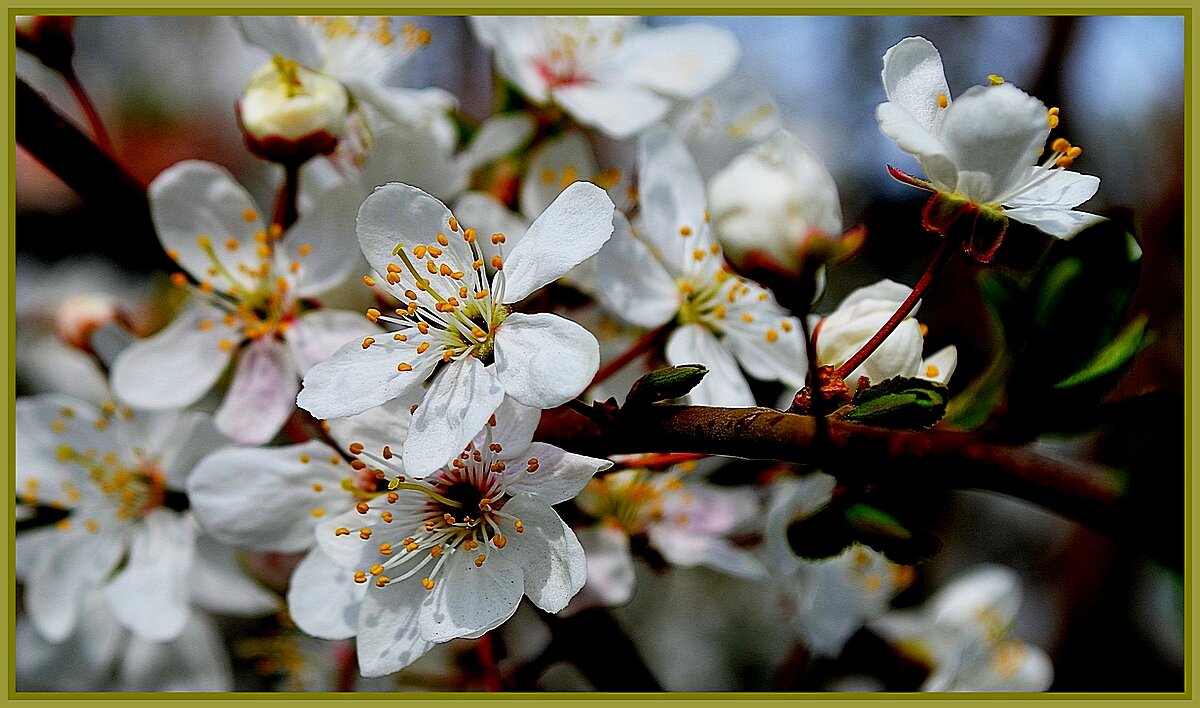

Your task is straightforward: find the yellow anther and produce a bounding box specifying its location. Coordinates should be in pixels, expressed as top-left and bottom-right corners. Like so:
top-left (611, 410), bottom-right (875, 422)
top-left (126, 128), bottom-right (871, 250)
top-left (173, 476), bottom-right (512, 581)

top-left (988, 74), bottom-right (1004, 86)
top-left (1051, 137), bottom-right (1071, 154)
top-left (310, 508), bottom-right (325, 518)
top-left (375, 576), bottom-right (390, 587)
top-left (741, 312), bottom-right (754, 323)
top-left (436, 233), bottom-right (449, 247)
top-left (199, 280), bottom-right (214, 293)
top-left (354, 571), bottom-right (367, 583)
top-left (463, 539), bottom-right (478, 551)
top-left (329, 456), bottom-right (341, 465)
top-left (363, 275), bottom-right (377, 287)
top-left (311, 483), bottom-right (323, 492)
top-left (926, 364), bottom-right (941, 378)
top-left (359, 528), bottom-right (372, 540)
top-left (367, 564), bottom-right (385, 576)
top-left (196, 235), bottom-right (212, 248)
top-left (406, 541), bottom-right (420, 552)
top-left (919, 323), bottom-right (929, 337)
top-left (85, 519), bottom-right (100, 533)
top-left (471, 327), bottom-right (487, 340)
top-left (493, 534), bottom-right (507, 549)
top-left (474, 289), bottom-right (490, 300)
top-left (299, 454), bottom-right (312, 464)
top-left (448, 216), bottom-right (459, 232)
top-left (430, 545), bottom-right (443, 558)
top-left (426, 260), bottom-right (438, 274)
top-left (679, 225), bottom-right (693, 236)
top-left (514, 520), bottom-right (524, 533)
top-left (1067, 146), bottom-right (1082, 159)
top-left (937, 93), bottom-right (948, 109)
top-left (693, 249), bottom-right (706, 261)
top-left (361, 337), bottom-right (375, 350)
top-left (356, 501), bottom-right (370, 514)
top-left (348, 442), bottom-right (365, 455)
top-left (366, 308), bottom-right (381, 322)
top-left (415, 342), bottom-right (429, 354)
top-left (421, 577), bottom-right (435, 590)
top-left (491, 232), bottom-right (506, 245)
top-left (381, 511), bottom-right (394, 523)
top-left (464, 228), bottom-right (476, 243)
top-left (350, 459), bottom-right (367, 471)
top-left (765, 329), bottom-right (779, 343)
top-left (256, 244), bottom-right (271, 259)
top-left (166, 247), bottom-right (181, 261)
top-left (439, 263), bottom-right (453, 276)
top-left (472, 259), bottom-right (485, 271)
top-left (427, 246), bottom-right (442, 258)
top-left (290, 260), bottom-right (301, 273)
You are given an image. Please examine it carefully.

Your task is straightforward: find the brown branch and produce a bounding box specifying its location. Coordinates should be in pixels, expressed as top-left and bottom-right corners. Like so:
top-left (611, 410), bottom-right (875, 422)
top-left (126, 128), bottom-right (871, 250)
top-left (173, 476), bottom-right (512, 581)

top-left (540, 405), bottom-right (1124, 533)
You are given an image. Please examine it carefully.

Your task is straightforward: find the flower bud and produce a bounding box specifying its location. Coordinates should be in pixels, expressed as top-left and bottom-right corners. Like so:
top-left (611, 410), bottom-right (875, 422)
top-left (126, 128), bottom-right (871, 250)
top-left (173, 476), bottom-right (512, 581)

top-left (236, 55), bottom-right (350, 164)
top-left (708, 130), bottom-right (843, 274)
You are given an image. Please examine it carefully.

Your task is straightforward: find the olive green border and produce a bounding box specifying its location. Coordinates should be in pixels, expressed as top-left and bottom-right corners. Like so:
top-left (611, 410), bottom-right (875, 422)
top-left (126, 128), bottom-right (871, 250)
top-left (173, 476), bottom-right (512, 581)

top-left (3, 6), bottom-right (1193, 707)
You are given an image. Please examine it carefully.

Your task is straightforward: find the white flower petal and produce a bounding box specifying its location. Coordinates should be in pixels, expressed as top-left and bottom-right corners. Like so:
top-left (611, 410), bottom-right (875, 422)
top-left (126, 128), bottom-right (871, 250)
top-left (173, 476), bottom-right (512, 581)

top-left (404, 357), bottom-right (505, 478)
top-left (930, 564), bottom-right (1023, 631)
top-left (326, 391), bottom-right (424, 471)
top-left (297, 334), bottom-right (437, 420)
top-left (594, 211), bottom-right (680, 328)
top-left (493, 312), bottom-right (599, 408)
top-left (484, 396), bottom-right (543, 456)
top-left (118, 611), bottom-right (234, 692)
top-left (564, 524), bottom-right (636, 614)
top-left (357, 576), bottom-right (434, 677)
top-left (356, 183), bottom-right (473, 286)
top-left (519, 131), bottom-right (599, 218)
top-left (951, 641), bottom-right (1054, 692)
top-left (552, 82), bottom-right (671, 140)
top-left (460, 112), bottom-right (536, 173)
top-left (284, 184), bottom-right (364, 297)
top-left (763, 473), bottom-right (838, 575)
top-left (360, 125), bottom-right (469, 204)
top-left (16, 395), bottom-right (108, 506)
top-left (286, 309), bottom-right (378, 374)
top-left (188, 534), bottom-right (281, 616)
top-left (938, 84), bottom-right (1049, 203)
top-left (234, 16), bottom-right (320, 67)
top-left (638, 125), bottom-right (710, 269)
top-left (187, 440), bottom-right (343, 553)
top-left (881, 36), bottom-right (951, 134)
top-left (500, 182), bottom-right (615, 304)
top-left (419, 547), bottom-right (524, 642)
top-left (921, 345), bottom-right (959, 384)
top-left (213, 338), bottom-right (298, 445)
top-left (1005, 168), bottom-right (1100, 210)
top-left (288, 547), bottom-right (365, 640)
top-left (664, 323), bottom-right (754, 407)
top-left (452, 191), bottom-right (530, 266)
top-left (146, 411), bottom-right (226, 491)
top-left (1003, 206), bottom-right (1107, 240)
top-left (148, 161), bottom-right (266, 291)
top-left (502, 442), bottom-right (611, 506)
top-left (110, 302), bottom-right (237, 410)
top-left (607, 23), bottom-right (738, 99)
top-left (496, 494), bottom-right (587, 613)
top-left (876, 102), bottom-right (958, 191)
top-left (647, 525), bottom-right (767, 578)
top-left (103, 511), bottom-right (195, 642)
top-left (25, 530), bottom-right (123, 642)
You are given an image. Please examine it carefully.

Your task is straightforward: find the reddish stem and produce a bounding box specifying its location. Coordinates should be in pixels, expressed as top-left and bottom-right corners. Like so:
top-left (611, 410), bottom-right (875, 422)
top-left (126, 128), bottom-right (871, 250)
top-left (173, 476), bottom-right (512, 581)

top-left (272, 161), bottom-right (302, 232)
top-left (335, 642), bottom-right (357, 692)
top-left (610, 452), bottom-right (708, 470)
top-left (834, 235), bottom-right (958, 380)
top-left (589, 323), bottom-right (670, 390)
top-left (64, 69), bottom-right (112, 155)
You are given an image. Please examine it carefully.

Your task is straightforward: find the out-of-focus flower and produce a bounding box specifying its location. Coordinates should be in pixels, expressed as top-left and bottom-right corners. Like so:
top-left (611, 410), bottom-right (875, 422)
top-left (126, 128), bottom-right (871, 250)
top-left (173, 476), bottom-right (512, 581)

top-left (237, 56), bottom-right (349, 163)
top-left (16, 591), bottom-right (236, 692)
top-left (470, 16), bottom-right (738, 139)
top-left (568, 466), bottom-right (765, 613)
top-left (236, 16), bottom-right (456, 148)
top-left (764, 473), bottom-right (909, 657)
top-left (298, 181), bottom-right (615, 477)
top-left (708, 129), bottom-right (845, 275)
top-left (288, 399), bottom-right (608, 676)
top-left (814, 279), bottom-right (957, 389)
top-left (672, 74), bottom-right (782, 180)
top-left (877, 36), bottom-right (1104, 261)
top-left (594, 125), bottom-right (807, 406)
top-left (110, 161), bottom-right (372, 445)
top-left (15, 395), bottom-right (278, 643)
top-left (870, 565), bottom-right (1055, 692)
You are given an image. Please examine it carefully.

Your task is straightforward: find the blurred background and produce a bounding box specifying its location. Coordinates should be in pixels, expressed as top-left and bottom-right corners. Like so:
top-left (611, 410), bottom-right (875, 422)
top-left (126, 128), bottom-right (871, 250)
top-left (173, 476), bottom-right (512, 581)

top-left (15, 15), bottom-right (1185, 692)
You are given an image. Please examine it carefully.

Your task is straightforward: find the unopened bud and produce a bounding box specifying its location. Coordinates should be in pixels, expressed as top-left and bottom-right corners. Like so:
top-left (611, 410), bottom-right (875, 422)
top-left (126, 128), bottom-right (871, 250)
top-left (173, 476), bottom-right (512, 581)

top-left (237, 56), bottom-right (349, 164)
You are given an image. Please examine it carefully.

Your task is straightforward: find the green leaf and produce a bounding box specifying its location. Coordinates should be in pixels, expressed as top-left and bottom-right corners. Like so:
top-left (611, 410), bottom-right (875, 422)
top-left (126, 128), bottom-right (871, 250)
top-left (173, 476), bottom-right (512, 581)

top-left (839, 376), bottom-right (949, 430)
top-left (624, 365), bottom-right (708, 407)
top-left (1054, 315), bottom-right (1151, 390)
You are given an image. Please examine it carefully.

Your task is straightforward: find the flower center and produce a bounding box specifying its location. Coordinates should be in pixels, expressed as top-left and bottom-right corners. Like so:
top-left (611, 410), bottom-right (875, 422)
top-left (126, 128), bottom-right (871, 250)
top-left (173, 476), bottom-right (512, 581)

top-left (360, 217), bottom-right (512, 372)
top-left (168, 218), bottom-right (313, 352)
top-left (535, 17), bottom-right (627, 88)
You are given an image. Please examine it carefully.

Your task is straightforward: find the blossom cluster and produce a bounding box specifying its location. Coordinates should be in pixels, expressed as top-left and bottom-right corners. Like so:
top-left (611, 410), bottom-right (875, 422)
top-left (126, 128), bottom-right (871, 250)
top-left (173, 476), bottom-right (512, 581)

top-left (15, 14), bottom-right (1145, 693)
